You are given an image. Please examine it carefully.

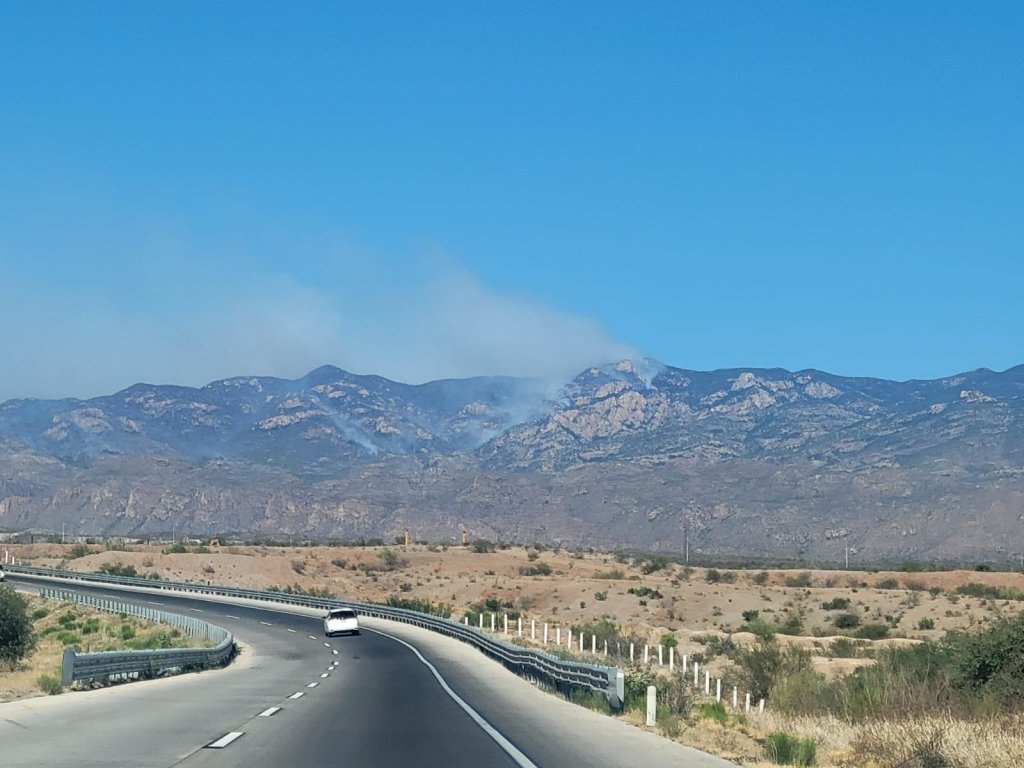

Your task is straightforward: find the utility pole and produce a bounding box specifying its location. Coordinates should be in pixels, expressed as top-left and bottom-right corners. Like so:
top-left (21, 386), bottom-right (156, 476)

top-left (61, 522), bottom-right (65, 545)
top-left (845, 546), bottom-right (850, 569)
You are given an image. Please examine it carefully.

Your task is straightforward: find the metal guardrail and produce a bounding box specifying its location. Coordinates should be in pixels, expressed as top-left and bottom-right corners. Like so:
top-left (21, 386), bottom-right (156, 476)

top-left (37, 587), bottom-right (235, 686)
top-left (12, 564), bottom-right (625, 708)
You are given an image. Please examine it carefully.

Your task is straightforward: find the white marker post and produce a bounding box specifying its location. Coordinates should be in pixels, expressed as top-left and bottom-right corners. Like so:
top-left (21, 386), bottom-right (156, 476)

top-left (716, 678), bottom-right (722, 702)
top-left (630, 642), bottom-right (635, 662)
top-left (646, 686), bottom-right (657, 727)
top-left (705, 670), bottom-right (710, 695)
top-left (669, 646), bottom-right (674, 671)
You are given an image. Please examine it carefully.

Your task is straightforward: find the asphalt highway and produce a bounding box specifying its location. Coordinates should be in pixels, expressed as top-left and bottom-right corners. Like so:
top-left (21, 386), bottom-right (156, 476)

top-left (2, 574), bottom-right (739, 768)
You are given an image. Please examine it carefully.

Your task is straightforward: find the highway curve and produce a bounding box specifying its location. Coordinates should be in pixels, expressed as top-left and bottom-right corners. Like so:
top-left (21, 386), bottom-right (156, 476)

top-left (2, 575), bottom-right (739, 768)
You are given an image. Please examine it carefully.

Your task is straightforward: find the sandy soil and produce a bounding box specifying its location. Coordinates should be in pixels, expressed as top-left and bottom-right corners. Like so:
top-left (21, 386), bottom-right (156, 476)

top-left (7, 541), bottom-right (1022, 665)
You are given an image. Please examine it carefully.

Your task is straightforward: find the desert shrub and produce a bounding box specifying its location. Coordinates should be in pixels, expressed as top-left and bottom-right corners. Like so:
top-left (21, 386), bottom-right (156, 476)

top-left (753, 571), bottom-right (770, 585)
top-left (855, 623), bottom-right (890, 640)
top-left (594, 591), bottom-right (607, 601)
top-left (623, 664), bottom-right (657, 710)
top-left (765, 731), bottom-right (817, 766)
top-left (37, 673), bottom-right (63, 695)
top-left (384, 596), bottom-right (452, 617)
top-left (721, 570), bottom-right (737, 583)
top-left (378, 549), bottom-right (408, 571)
top-left (877, 578), bottom-right (900, 590)
top-left (822, 597), bottom-right (851, 611)
top-left (470, 539), bottom-right (496, 553)
top-left (696, 701), bottom-right (727, 724)
top-left (784, 572), bottom-right (813, 588)
top-left (659, 632), bottom-right (678, 648)
top-left (290, 559), bottom-right (306, 574)
top-left (0, 587), bottom-right (35, 666)
top-left (777, 613), bottom-right (804, 636)
top-left (163, 541), bottom-right (188, 554)
top-left (828, 637), bottom-right (862, 658)
top-left (946, 612), bottom-right (1024, 702)
top-left (31, 607), bottom-right (50, 620)
top-left (594, 568), bottom-right (624, 579)
top-left (742, 609), bottom-right (760, 623)
top-left (627, 586), bottom-right (662, 599)
top-left (917, 617), bottom-right (935, 630)
top-left (834, 612), bottom-right (861, 629)
top-left (705, 568), bottom-right (723, 584)
top-left (98, 563), bottom-right (138, 578)
top-left (730, 638), bottom-right (812, 701)
top-left (518, 562), bottom-right (552, 576)
top-left (641, 555), bottom-right (671, 574)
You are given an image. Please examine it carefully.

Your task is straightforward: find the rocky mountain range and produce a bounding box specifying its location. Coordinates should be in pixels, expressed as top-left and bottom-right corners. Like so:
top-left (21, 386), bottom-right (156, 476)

top-left (2, 360), bottom-right (1023, 562)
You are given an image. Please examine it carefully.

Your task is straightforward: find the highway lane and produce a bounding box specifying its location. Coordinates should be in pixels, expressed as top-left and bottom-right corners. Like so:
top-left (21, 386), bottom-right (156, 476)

top-left (3, 574), bottom-right (739, 768)
top-left (3, 576), bottom-right (520, 768)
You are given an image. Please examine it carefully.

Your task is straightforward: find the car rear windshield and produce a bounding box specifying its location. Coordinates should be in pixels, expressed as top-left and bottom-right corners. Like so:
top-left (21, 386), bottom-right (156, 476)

top-left (329, 610), bottom-right (356, 619)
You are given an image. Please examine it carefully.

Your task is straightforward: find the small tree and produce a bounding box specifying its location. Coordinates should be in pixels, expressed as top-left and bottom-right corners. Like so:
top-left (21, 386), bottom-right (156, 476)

top-left (0, 586), bottom-right (35, 667)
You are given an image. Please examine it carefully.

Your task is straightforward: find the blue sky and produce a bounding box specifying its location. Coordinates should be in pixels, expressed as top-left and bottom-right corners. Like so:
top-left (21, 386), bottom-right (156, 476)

top-left (1, 1), bottom-right (1022, 399)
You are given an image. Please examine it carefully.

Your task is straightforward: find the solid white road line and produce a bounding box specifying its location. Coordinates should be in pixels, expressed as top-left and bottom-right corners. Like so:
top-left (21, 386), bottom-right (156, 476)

top-left (207, 732), bottom-right (244, 749)
top-left (258, 707), bottom-right (282, 717)
top-left (288, 692), bottom-right (305, 699)
top-left (367, 627), bottom-right (540, 768)
top-left (306, 682), bottom-right (319, 688)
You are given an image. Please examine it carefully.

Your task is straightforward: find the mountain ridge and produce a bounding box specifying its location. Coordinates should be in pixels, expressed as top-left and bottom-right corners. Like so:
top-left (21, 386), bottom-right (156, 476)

top-left (2, 359), bottom-right (1022, 562)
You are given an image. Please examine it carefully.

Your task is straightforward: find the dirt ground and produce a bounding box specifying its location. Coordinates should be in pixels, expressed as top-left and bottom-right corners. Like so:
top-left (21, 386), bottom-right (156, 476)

top-left (7, 541), bottom-right (1023, 665)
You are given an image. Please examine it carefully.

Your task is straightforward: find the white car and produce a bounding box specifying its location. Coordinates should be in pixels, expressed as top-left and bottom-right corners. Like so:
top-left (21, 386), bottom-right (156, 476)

top-left (0, 564), bottom-right (5, 582)
top-left (323, 607), bottom-right (359, 637)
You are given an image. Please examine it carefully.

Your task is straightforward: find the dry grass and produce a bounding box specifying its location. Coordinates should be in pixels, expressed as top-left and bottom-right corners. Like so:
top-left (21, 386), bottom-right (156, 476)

top-left (0, 595), bottom-right (205, 703)
top-left (852, 715), bottom-right (1024, 768)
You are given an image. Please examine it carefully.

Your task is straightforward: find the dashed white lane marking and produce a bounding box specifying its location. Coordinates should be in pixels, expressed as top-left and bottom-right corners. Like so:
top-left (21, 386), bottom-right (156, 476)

top-left (189, 607), bottom-right (205, 612)
top-left (146, 601), bottom-right (163, 606)
top-left (323, 642), bottom-right (331, 647)
top-left (306, 682), bottom-right (319, 688)
top-left (258, 707), bottom-right (282, 717)
top-left (207, 732), bottom-right (244, 749)
top-left (320, 673), bottom-right (329, 678)
top-left (331, 650), bottom-right (338, 655)
top-left (308, 635), bottom-right (317, 640)
top-left (225, 615), bottom-right (241, 620)
top-left (287, 628), bottom-right (297, 633)
top-left (260, 621), bottom-right (273, 626)
top-left (288, 692), bottom-right (304, 700)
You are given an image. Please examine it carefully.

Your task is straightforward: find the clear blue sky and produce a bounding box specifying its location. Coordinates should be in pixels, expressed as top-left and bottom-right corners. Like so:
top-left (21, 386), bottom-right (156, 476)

top-left (1, 1), bottom-right (1021, 400)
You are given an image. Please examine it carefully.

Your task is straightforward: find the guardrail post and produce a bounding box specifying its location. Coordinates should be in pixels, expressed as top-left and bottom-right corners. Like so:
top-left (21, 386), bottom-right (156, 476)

top-left (530, 619), bottom-right (535, 640)
top-left (517, 617), bottom-right (522, 637)
top-left (603, 639), bottom-right (607, 656)
top-left (682, 653), bottom-right (687, 673)
top-left (643, 645), bottom-right (649, 664)
top-left (705, 670), bottom-right (710, 695)
top-left (503, 614), bottom-right (508, 634)
top-left (543, 623), bottom-right (548, 643)
top-left (658, 645), bottom-right (663, 666)
top-left (61, 649), bottom-right (75, 686)
top-left (615, 668), bottom-right (625, 710)
top-left (591, 635), bottom-right (596, 654)
top-left (745, 692), bottom-right (751, 712)
top-left (464, 616), bottom-right (468, 625)
top-left (759, 699), bottom-right (765, 714)
top-left (566, 629), bottom-right (571, 649)
top-left (646, 686), bottom-right (656, 726)
top-left (479, 614), bottom-right (484, 630)
top-left (716, 678), bottom-right (721, 702)
top-left (732, 686), bottom-right (738, 710)
top-left (490, 613), bottom-right (495, 632)
top-left (669, 646), bottom-right (674, 671)
top-left (556, 627), bottom-right (561, 645)
top-left (694, 661), bottom-right (699, 686)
